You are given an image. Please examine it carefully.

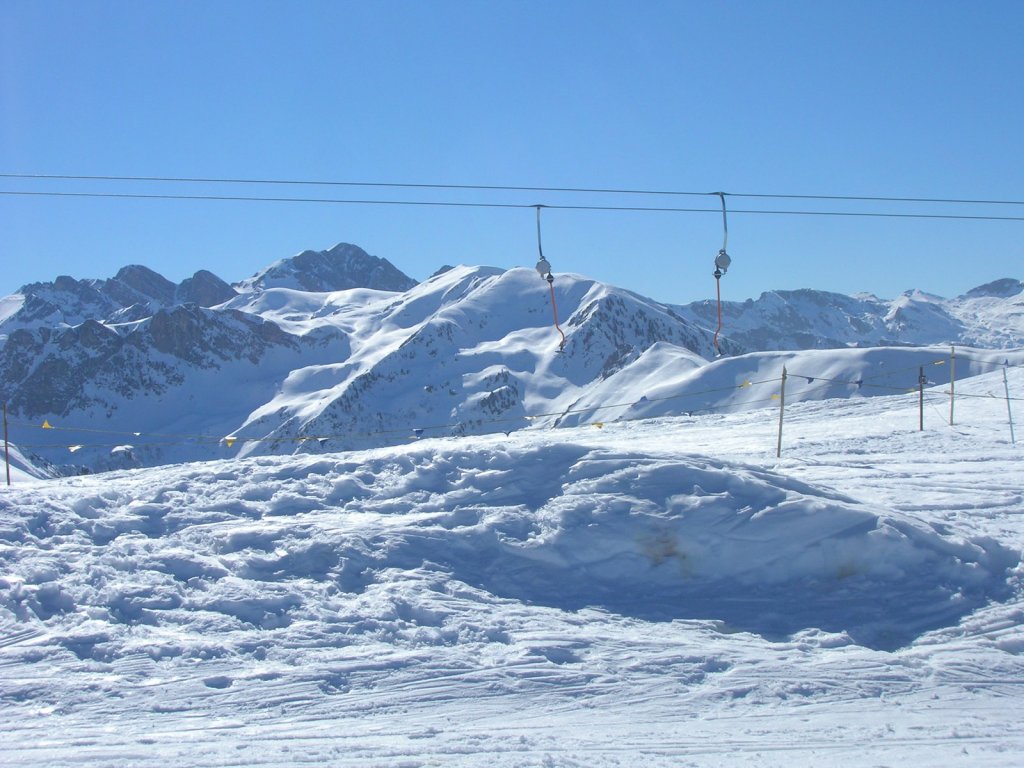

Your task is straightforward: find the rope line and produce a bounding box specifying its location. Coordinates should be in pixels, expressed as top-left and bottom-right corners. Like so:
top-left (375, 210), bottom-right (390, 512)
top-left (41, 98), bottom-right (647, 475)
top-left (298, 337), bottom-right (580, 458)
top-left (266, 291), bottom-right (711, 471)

top-left (5, 356), bottom-right (1019, 455)
top-left (8, 376), bottom-right (786, 448)
top-left (11, 380), bottom-right (1019, 454)
top-left (9, 358), bottom-right (1019, 448)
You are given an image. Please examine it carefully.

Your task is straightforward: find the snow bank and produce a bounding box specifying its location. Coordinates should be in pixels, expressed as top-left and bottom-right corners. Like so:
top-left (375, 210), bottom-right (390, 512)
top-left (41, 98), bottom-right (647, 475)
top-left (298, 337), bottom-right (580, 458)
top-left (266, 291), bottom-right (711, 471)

top-left (1, 437), bottom-right (1015, 656)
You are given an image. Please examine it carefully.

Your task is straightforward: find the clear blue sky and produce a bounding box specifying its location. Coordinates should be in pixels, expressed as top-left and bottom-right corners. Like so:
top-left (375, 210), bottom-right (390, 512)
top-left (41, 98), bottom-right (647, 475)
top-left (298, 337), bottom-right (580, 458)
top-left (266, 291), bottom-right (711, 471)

top-left (2, 0), bottom-right (1022, 305)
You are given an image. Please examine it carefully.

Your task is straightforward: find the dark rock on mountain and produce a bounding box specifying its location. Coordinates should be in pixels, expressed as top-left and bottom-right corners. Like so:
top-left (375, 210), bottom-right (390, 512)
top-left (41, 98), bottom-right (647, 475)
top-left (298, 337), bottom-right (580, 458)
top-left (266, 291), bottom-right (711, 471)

top-left (111, 265), bottom-right (177, 305)
top-left (962, 278), bottom-right (1024, 299)
top-left (177, 269), bottom-right (237, 307)
top-left (0, 305), bottom-right (304, 417)
top-left (6, 266), bottom-right (237, 331)
top-left (237, 242), bottom-right (418, 293)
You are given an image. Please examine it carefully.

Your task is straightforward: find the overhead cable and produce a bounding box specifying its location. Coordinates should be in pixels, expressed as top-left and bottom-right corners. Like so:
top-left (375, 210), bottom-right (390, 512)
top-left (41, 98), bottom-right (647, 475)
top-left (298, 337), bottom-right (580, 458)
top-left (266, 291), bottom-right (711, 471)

top-left (3, 172), bottom-right (1024, 207)
top-left (2, 190), bottom-right (1024, 222)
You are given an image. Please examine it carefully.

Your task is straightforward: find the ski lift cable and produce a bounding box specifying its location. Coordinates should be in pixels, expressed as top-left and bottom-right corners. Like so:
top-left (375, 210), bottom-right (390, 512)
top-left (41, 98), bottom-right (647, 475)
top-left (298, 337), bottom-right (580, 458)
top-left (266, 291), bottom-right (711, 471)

top-left (5, 173), bottom-right (1024, 207)
top-left (3, 190), bottom-right (1024, 221)
top-left (719, 191), bottom-right (729, 253)
top-left (535, 204), bottom-right (547, 264)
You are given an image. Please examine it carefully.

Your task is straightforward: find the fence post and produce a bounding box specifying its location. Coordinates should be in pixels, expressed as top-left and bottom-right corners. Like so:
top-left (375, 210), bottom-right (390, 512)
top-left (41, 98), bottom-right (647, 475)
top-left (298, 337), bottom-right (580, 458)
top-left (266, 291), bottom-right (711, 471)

top-left (919, 366), bottom-right (926, 431)
top-left (1005, 365), bottom-right (1016, 445)
top-left (949, 346), bottom-right (956, 426)
top-left (3, 403), bottom-right (9, 487)
top-left (776, 366), bottom-right (787, 458)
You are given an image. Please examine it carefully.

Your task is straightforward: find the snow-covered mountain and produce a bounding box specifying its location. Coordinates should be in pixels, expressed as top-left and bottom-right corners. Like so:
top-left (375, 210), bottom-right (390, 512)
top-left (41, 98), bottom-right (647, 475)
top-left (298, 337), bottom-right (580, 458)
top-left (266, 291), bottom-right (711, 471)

top-left (0, 240), bottom-right (1021, 474)
top-left (677, 279), bottom-right (1024, 351)
top-left (0, 265), bottom-right (237, 334)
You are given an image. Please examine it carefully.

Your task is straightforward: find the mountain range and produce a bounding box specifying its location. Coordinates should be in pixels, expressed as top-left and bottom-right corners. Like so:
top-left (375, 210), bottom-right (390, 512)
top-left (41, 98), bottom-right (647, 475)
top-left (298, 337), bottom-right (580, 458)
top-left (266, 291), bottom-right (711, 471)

top-left (1, 241), bottom-right (1021, 475)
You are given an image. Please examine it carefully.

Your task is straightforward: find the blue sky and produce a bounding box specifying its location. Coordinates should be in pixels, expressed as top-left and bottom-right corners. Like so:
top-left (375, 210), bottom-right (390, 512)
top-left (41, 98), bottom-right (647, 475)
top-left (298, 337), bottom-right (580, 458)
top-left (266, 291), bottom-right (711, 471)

top-left (2, 0), bottom-right (1022, 304)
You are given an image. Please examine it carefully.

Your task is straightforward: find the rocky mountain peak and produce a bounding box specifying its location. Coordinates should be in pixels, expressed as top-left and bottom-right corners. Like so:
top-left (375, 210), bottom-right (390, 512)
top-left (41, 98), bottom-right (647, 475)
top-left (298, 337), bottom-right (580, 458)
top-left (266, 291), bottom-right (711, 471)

top-left (177, 269), bottom-right (237, 307)
top-left (236, 242), bottom-right (418, 294)
top-left (113, 265), bottom-right (177, 304)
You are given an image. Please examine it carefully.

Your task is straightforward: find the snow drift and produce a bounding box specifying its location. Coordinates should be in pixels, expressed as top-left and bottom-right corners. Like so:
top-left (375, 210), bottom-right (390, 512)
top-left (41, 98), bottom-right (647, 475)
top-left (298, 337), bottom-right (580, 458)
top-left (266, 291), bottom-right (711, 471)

top-left (2, 434), bottom-right (1015, 660)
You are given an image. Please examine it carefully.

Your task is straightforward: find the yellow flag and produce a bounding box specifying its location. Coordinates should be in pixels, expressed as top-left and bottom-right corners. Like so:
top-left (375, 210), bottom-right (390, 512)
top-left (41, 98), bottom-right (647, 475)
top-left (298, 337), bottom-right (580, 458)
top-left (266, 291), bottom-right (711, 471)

top-left (42, 420), bottom-right (53, 429)
top-left (225, 437), bottom-right (237, 448)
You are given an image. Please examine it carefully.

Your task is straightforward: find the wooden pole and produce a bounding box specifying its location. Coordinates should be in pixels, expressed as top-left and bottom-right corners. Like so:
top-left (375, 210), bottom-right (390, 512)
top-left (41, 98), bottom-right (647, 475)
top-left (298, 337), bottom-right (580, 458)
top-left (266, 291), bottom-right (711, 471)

top-left (919, 366), bottom-right (926, 431)
top-left (1005, 366), bottom-right (1016, 445)
top-left (949, 346), bottom-right (956, 426)
top-left (776, 366), bottom-right (787, 458)
top-left (3, 403), bottom-right (10, 487)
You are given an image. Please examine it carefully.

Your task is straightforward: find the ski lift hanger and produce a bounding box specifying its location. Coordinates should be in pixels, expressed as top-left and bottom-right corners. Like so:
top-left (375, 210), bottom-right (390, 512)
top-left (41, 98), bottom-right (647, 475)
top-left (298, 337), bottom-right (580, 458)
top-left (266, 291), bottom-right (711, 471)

top-left (534, 205), bottom-right (566, 353)
top-left (712, 191), bottom-right (732, 357)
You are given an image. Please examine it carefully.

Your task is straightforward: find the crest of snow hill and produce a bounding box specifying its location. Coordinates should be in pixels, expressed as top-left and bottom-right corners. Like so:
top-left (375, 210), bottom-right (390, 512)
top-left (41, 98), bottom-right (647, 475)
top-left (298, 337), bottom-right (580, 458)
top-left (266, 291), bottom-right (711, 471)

top-left (0, 242), bottom-right (1021, 475)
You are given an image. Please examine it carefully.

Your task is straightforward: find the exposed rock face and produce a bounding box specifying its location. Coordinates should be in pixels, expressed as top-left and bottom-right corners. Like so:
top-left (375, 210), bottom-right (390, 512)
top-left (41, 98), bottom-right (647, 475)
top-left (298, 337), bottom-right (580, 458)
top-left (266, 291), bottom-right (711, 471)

top-left (962, 278), bottom-right (1024, 299)
top-left (236, 243), bottom-right (418, 293)
top-left (5, 267), bottom-right (238, 332)
top-left (0, 305), bottom-right (304, 416)
top-left (112, 265), bottom-right (177, 305)
top-left (177, 270), bottom-right (238, 307)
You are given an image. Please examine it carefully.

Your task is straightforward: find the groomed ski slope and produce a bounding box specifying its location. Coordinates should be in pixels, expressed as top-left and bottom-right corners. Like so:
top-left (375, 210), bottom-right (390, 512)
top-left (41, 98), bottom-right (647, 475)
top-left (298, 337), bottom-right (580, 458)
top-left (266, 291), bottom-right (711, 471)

top-left (1, 366), bottom-right (1022, 766)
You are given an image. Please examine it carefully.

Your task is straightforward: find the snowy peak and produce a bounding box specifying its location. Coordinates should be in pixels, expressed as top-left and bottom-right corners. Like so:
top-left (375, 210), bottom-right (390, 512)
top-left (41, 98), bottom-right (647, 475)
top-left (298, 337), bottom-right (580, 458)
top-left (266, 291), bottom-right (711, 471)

top-left (235, 242), bottom-right (418, 294)
top-left (3, 267), bottom-right (238, 333)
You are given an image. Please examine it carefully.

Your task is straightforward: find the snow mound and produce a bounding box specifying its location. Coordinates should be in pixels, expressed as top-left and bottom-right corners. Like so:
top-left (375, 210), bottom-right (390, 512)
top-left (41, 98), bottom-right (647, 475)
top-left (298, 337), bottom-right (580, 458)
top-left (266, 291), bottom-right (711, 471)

top-left (335, 443), bottom-right (1015, 649)
top-left (1, 438), bottom-right (1015, 655)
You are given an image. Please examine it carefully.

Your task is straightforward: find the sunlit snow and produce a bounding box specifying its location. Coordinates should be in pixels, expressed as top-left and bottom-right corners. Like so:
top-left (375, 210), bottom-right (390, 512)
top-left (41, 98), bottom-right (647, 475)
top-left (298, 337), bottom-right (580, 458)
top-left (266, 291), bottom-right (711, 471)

top-left (1, 365), bottom-right (1022, 766)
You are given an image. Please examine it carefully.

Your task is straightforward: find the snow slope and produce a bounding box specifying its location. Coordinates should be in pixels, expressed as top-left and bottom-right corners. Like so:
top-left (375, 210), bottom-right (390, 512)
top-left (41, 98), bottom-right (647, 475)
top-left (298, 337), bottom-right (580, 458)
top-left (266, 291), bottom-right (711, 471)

top-left (1, 366), bottom-right (1022, 766)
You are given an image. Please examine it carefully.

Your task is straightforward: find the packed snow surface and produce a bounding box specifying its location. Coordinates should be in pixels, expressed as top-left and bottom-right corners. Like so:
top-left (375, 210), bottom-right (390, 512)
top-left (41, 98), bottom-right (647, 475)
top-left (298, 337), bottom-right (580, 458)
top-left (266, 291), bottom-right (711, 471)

top-left (1, 367), bottom-right (1023, 766)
